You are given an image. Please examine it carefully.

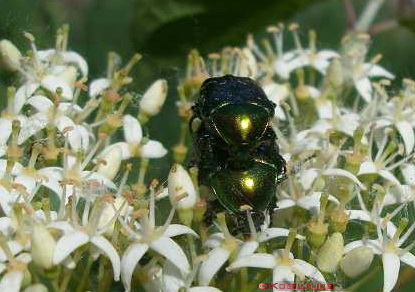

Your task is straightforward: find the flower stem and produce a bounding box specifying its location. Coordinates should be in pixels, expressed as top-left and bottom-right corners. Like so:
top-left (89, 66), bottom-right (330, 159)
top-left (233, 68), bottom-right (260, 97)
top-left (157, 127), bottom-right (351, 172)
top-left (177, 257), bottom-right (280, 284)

top-left (76, 253), bottom-right (94, 292)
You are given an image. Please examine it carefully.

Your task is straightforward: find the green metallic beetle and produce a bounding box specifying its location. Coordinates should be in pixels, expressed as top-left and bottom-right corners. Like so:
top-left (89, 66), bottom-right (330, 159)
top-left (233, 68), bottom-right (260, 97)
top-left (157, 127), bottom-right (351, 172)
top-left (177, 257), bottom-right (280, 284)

top-left (190, 75), bottom-right (287, 232)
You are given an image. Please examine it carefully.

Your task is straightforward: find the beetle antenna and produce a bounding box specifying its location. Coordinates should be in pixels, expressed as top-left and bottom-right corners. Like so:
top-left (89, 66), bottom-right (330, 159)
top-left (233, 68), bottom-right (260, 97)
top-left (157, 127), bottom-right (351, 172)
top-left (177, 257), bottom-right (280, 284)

top-left (277, 153), bottom-right (317, 184)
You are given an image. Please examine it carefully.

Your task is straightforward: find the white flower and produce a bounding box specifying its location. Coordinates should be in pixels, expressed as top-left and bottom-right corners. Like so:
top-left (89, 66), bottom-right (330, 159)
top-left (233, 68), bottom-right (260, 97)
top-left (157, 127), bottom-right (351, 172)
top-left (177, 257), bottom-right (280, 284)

top-left (163, 259), bottom-right (223, 292)
top-left (120, 192), bottom-right (197, 292)
top-left (347, 190), bottom-right (400, 237)
top-left (274, 48), bottom-right (339, 79)
top-left (345, 219), bottom-right (415, 292)
top-left (37, 48), bottom-right (88, 78)
top-left (0, 239), bottom-right (31, 292)
top-left (276, 165), bottom-right (366, 213)
top-left (228, 247), bottom-right (326, 290)
top-left (374, 97), bottom-right (415, 155)
top-left (228, 249), bottom-right (326, 284)
top-left (50, 203), bottom-right (121, 281)
top-left (341, 34), bottom-right (394, 102)
top-left (38, 150), bottom-right (116, 203)
top-left (100, 115), bottom-right (167, 160)
top-left (358, 128), bottom-right (413, 185)
top-left (311, 109), bottom-right (360, 136)
top-left (19, 95), bottom-right (90, 150)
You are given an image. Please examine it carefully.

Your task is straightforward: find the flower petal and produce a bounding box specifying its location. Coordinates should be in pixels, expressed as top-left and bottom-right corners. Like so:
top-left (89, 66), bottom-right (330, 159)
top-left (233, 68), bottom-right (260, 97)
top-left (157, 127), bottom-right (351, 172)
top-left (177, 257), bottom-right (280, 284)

top-left (14, 174), bottom-right (37, 196)
top-left (53, 231), bottom-right (89, 264)
top-left (293, 259), bottom-right (326, 283)
top-left (121, 243), bottom-right (149, 292)
top-left (273, 266), bottom-right (295, 287)
top-left (189, 287), bottom-right (223, 292)
top-left (382, 252), bottom-right (400, 292)
top-left (364, 63), bottom-right (394, 79)
top-left (379, 170), bottom-right (401, 186)
top-left (27, 95), bottom-right (53, 112)
top-left (400, 252), bottom-right (415, 269)
top-left (123, 115), bottom-right (142, 144)
top-left (198, 247), bottom-right (230, 285)
top-left (62, 51), bottom-right (88, 77)
top-left (90, 236), bottom-right (120, 281)
top-left (162, 260), bottom-right (186, 292)
top-left (354, 76), bottom-right (372, 102)
top-left (89, 78), bottom-right (111, 98)
top-left (0, 240), bottom-right (23, 261)
top-left (14, 82), bottom-right (39, 113)
top-left (163, 224), bottom-right (198, 238)
top-left (0, 217), bottom-right (14, 236)
top-left (384, 185), bottom-right (413, 205)
top-left (68, 125), bottom-right (90, 151)
top-left (227, 253), bottom-right (276, 271)
top-left (344, 240), bottom-right (382, 254)
top-left (396, 121), bottom-right (414, 155)
top-left (0, 118), bottom-right (12, 145)
top-left (297, 192), bottom-right (339, 214)
top-left (204, 233), bottom-right (225, 249)
top-left (237, 241), bottom-right (259, 259)
top-left (358, 160), bottom-right (378, 175)
top-left (258, 227), bottom-right (303, 243)
top-left (99, 142), bottom-right (131, 161)
top-left (0, 270), bottom-right (24, 292)
top-left (299, 168), bottom-right (319, 190)
top-left (275, 199), bottom-right (296, 210)
top-left (151, 236), bottom-right (190, 274)
top-left (323, 168), bottom-right (366, 190)
top-left (41, 75), bottom-right (73, 100)
top-left (348, 210), bottom-right (371, 222)
top-left (140, 140), bottom-right (167, 158)
top-left (18, 112), bottom-right (48, 144)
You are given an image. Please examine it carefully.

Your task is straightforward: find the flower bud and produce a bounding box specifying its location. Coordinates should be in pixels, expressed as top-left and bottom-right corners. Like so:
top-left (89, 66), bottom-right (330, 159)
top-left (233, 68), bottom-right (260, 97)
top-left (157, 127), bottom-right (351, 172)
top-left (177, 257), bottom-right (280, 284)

top-left (23, 284), bottom-right (48, 292)
top-left (168, 164), bottom-right (197, 209)
top-left (306, 218), bottom-right (328, 249)
top-left (330, 207), bottom-right (349, 233)
top-left (0, 39), bottom-right (21, 72)
top-left (141, 140), bottom-right (168, 158)
top-left (97, 145), bottom-right (122, 180)
top-left (139, 79), bottom-right (168, 119)
top-left (340, 246), bottom-right (374, 278)
top-left (97, 196), bottom-right (129, 235)
top-left (317, 232), bottom-right (344, 273)
top-left (31, 224), bottom-right (56, 269)
top-left (168, 164), bottom-right (197, 225)
top-left (326, 58), bottom-right (343, 88)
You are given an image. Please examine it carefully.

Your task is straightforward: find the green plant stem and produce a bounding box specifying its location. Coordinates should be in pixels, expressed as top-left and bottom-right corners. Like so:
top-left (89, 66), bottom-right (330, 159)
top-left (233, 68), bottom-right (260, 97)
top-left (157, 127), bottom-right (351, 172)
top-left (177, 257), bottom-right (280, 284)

top-left (76, 254), bottom-right (94, 292)
top-left (187, 234), bottom-right (197, 265)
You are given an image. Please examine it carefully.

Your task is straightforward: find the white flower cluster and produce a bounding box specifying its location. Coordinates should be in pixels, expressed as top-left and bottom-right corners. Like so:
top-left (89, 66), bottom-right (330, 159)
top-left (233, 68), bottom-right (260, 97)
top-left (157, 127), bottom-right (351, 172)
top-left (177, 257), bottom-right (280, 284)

top-left (0, 10), bottom-right (414, 292)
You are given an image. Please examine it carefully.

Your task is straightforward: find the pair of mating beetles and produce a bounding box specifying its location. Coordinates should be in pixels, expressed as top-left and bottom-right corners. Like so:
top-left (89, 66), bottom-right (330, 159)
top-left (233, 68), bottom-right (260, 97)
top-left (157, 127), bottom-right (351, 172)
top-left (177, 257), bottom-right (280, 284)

top-left (190, 75), bottom-right (287, 232)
